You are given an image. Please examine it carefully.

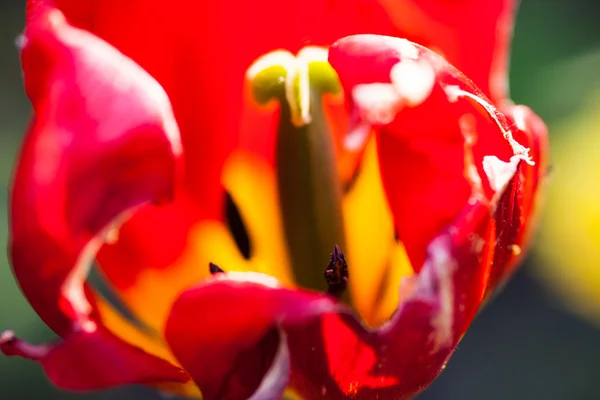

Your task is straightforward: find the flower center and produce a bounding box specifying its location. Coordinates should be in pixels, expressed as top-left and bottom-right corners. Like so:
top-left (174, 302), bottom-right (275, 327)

top-left (228, 48), bottom-right (414, 326)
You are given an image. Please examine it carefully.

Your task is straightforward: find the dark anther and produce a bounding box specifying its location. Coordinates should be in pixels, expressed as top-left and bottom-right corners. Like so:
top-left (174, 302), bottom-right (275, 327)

top-left (209, 262), bottom-right (224, 275)
top-left (224, 192), bottom-right (252, 259)
top-left (324, 244), bottom-right (348, 297)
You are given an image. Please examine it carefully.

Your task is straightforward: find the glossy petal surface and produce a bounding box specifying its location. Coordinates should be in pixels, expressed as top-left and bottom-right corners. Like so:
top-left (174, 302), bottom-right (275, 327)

top-left (3, 3), bottom-right (188, 389)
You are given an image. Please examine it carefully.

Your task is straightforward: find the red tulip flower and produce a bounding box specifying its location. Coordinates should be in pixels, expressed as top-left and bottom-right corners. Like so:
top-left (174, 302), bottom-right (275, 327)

top-left (1, 0), bottom-right (548, 399)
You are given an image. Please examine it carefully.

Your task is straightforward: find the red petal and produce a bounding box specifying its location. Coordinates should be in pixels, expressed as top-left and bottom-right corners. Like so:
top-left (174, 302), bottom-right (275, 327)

top-left (164, 272), bottom-right (338, 400)
top-left (5, 2), bottom-right (187, 389)
top-left (329, 35), bottom-right (534, 271)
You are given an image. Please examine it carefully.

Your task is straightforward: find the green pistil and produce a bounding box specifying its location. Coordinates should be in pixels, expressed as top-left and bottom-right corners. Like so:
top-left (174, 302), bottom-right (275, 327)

top-left (248, 50), bottom-right (346, 293)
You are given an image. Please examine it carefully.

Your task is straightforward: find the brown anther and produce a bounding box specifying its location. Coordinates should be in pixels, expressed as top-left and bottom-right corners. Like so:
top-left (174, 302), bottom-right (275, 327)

top-left (324, 244), bottom-right (348, 297)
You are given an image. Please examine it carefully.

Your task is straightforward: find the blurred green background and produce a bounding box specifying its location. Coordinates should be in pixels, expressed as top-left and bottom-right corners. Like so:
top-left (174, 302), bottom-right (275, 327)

top-left (1, 0), bottom-right (599, 399)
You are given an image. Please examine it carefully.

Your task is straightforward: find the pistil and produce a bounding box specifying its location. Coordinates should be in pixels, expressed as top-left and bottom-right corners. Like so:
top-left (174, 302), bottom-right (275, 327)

top-left (247, 48), bottom-right (346, 293)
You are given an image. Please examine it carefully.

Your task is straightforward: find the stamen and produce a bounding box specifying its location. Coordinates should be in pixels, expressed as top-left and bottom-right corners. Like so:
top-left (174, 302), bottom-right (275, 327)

top-left (209, 262), bottom-right (224, 275)
top-left (324, 245), bottom-right (349, 297)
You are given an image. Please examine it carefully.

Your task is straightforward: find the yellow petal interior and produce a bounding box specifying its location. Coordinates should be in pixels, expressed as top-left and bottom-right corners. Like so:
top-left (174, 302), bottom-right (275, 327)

top-left (343, 139), bottom-right (414, 326)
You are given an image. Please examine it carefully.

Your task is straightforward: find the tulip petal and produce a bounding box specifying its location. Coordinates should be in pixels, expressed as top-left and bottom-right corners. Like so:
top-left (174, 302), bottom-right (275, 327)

top-left (329, 34), bottom-right (533, 271)
top-left (4, 2), bottom-right (188, 389)
top-left (165, 272), bottom-right (339, 400)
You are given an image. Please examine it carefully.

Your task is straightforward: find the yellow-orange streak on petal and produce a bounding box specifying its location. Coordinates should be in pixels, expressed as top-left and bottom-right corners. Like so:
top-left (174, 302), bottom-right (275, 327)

top-left (98, 151), bottom-right (293, 336)
top-left (371, 243), bottom-right (414, 326)
top-left (117, 217), bottom-right (267, 334)
top-left (103, 243), bottom-right (207, 334)
top-left (343, 140), bottom-right (414, 327)
top-left (192, 221), bottom-right (254, 273)
top-left (222, 150), bottom-right (294, 286)
top-left (94, 295), bottom-right (202, 398)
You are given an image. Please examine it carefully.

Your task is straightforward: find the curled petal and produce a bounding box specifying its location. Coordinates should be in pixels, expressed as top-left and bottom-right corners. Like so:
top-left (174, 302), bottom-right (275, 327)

top-left (329, 34), bottom-right (533, 271)
top-left (5, 2), bottom-right (187, 389)
top-left (165, 272), bottom-right (339, 400)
